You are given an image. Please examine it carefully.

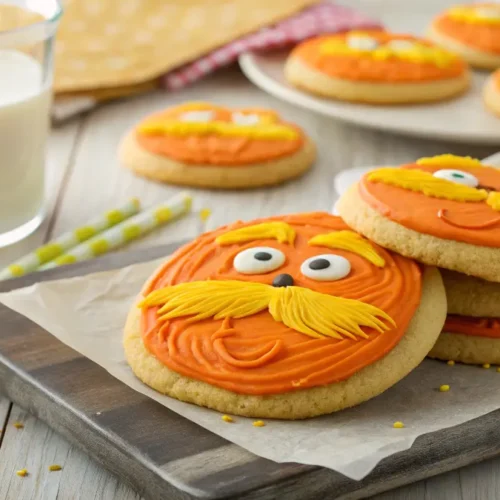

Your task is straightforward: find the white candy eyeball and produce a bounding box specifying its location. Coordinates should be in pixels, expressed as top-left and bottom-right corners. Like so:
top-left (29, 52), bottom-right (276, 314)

top-left (234, 247), bottom-right (285, 275)
top-left (433, 169), bottom-right (479, 188)
top-left (179, 110), bottom-right (215, 123)
top-left (300, 254), bottom-right (351, 281)
top-left (346, 34), bottom-right (379, 51)
top-left (232, 112), bottom-right (260, 126)
top-left (386, 39), bottom-right (416, 52)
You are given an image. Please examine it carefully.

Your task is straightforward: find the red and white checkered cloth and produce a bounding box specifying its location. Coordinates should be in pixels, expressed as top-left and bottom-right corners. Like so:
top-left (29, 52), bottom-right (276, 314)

top-left (162, 2), bottom-right (382, 90)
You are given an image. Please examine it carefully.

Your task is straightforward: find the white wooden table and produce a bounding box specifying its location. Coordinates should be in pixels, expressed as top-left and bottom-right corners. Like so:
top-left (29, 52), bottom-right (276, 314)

top-left (0, 68), bottom-right (499, 499)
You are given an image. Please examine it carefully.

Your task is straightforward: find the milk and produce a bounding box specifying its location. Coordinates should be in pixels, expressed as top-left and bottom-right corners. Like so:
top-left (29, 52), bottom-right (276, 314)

top-left (0, 50), bottom-right (51, 238)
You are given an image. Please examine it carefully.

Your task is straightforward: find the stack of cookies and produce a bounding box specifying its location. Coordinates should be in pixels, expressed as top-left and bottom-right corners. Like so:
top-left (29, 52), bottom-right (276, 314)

top-left (338, 154), bottom-right (500, 366)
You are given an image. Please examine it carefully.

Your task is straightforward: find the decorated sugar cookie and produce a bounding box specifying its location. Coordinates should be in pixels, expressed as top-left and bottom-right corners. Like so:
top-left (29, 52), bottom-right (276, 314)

top-left (337, 154), bottom-right (500, 281)
top-left (428, 3), bottom-right (500, 69)
top-left (484, 69), bottom-right (500, 116)
top-left (124, 213), bottom-right (445, 419)
top-left (337, 154), bottom-right (500, 364)
top-left (118, 102), bottom-right (315, 189)
top-left (430, 269), bottom-right (500, 364)
top-left (284, 31), bottom-right (470, 104)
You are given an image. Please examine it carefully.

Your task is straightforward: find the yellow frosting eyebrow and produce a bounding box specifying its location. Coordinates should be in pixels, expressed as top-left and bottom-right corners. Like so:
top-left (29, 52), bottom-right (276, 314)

top-left (138, 121), bottom-right (299, 141)
top-left (416, 154), bottom-right (482, 169)
top-left (308, 230), bottom-right (385, 268)
top-left (216, 222), bottom-right (296, 246)
top-left (367, 167), bottom-right (488, 202)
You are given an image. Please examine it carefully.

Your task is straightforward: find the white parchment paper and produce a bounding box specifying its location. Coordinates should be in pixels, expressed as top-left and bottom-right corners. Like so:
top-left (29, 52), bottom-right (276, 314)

top-left (2, 260), bottom-right (500, 481)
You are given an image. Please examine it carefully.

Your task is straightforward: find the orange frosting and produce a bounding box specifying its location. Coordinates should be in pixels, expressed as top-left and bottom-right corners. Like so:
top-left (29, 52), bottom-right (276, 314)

top-left (359, 162), bottom-right (500, 247)
top-left (445, 315), bottom-right (500, 338)
top-left (140, 213), bottom-right (422, 395)
top-left (435, 7), bottom-right (500, 54)
top-left (495, 69), bottom-right (500, 89)
top-left (136, 104), bottom-right (304, 166)
top-left (291, 32), bottom-right (466, 82)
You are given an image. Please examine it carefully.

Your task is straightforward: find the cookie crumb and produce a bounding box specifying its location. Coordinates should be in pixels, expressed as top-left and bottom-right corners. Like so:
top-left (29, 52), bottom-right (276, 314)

top-left (16, 469), bottom-right (27, 477)
top-left (96, 412), bottom-right (102, 416)
top-left (199, 208), bottom-right (212, 222)
top-left (447, 360), bottom-right (455, 366)
top-left (393, 421), bottom-right (404, 429)
top-left (483, 363), bottom-right (491, 369)
top-left (13, 422), bottom-right (24, 429)
top-left (253, 420), bottom-right (266, 427)
top-left (221, 415), bottom-right (234, 423)
top-left (49, 465), bottom-right (62, 472)
top-left (439, 384), bottom-right (450, 392)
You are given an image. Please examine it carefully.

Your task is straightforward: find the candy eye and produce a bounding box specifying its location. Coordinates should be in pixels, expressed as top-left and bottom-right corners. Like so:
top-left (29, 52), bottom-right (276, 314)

top-left (346, 34), bottom-right (379, 51)
top-left (234, 247), bottom-right (285, 275)
top-left (300, 254), bottom-right (351, 281)
top-left (433, 169), bottom-right (479, 188)
top-left (232, 112), bottom-right (260, 126)
top-left (179, 110), bottom-right (215, 123)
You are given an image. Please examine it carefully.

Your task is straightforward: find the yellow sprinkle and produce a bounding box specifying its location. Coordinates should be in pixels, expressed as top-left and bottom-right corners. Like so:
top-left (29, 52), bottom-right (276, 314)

top-left (13, 422), bottom-right (24, 429)
top-left (16, 469), bottom-right (27, 477)
top-left (496, 367), bottom-right (500, 373)
top-left (447, 360), bottom-right (455, 366)
top-left (483, 363), bottom-right (491, 369)
top-left (253, 420), bottom-right (266, 427)
top-left (393, 421), bottom-right (404, 429)
top-left (221, 415), bottom-right (233, 423)
top-left (49, 465), bottom-right (62, 472)
top-left (439, 384), bottom-right (450, 392)
top-left (199, 208), bottom-right (211, 222)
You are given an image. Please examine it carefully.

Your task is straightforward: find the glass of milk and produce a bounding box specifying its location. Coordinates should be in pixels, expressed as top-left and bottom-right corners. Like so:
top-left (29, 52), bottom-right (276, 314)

top-left (0, 0), bottom-right (62, 247)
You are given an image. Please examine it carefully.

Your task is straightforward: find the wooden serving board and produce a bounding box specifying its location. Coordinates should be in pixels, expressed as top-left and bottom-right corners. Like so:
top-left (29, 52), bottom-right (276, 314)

top-left (1, 243), bottom-right (500, 500)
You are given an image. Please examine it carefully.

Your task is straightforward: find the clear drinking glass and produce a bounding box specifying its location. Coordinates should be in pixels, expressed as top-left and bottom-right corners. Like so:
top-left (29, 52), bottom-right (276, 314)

top-left (0, 0), bottom-right (62, 247)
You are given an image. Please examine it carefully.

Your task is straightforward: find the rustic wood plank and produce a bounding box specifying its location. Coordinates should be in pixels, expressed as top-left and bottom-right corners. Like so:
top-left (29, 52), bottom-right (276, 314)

top-left (0, 404), bottom-right (142, 500)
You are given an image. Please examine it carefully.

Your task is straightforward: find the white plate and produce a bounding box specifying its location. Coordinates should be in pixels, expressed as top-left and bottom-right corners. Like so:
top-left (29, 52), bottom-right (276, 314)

top-left (239, 50), bottom-right (500, 145)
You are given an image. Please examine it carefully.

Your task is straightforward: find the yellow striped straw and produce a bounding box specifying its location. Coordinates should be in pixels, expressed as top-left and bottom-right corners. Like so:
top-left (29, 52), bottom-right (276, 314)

top-left (40, 192), bottom-right (192, 270)
top-left (0, 198), bottom-right (140, 281)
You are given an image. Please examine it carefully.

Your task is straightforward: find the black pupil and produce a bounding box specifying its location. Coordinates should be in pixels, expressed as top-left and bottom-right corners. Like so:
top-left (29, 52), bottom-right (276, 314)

top-left (254, 251), bottom-right (272, 261)
top-left (309, 258), bottom-right (330, 270)
top-left (452, 173), bottom-right (465, 179)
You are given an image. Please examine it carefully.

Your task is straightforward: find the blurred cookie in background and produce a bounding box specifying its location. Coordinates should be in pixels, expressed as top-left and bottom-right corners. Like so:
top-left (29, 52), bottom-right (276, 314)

top-left (285, 30), bottom-right (470, 104)
top-left (427, 3), bottom-right (500, 70)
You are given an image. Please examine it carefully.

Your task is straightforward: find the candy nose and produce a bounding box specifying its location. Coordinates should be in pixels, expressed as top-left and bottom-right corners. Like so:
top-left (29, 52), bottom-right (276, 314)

top-left (272, 273), bottom-right (294, 287)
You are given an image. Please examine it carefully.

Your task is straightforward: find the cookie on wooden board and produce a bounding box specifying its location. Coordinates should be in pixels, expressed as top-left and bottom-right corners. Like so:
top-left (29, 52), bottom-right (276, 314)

top-left (284, 31), bottom-right (470, 104)
top-left (118, 102), bottom-right (315, 189)
top-left (124, 213), bottom-right (446, 419)
top-left (427, 3), bottom-right (500, 70)
top-left (337, 154), bottom-right (500, 365)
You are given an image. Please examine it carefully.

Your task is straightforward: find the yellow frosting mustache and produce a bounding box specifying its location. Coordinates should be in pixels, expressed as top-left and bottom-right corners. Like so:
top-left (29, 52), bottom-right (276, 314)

top-left (140, 280), bottom-right (395, 341)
